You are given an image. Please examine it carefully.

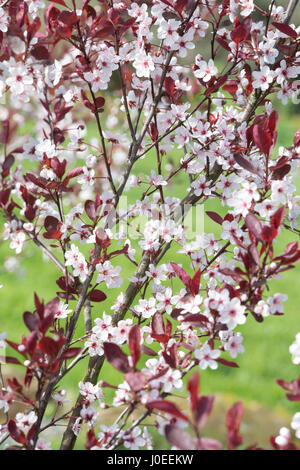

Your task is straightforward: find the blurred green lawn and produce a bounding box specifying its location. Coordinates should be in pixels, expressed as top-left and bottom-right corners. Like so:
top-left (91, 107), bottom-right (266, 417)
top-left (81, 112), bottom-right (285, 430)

top-left (1, 110), bottom-right (299, 448)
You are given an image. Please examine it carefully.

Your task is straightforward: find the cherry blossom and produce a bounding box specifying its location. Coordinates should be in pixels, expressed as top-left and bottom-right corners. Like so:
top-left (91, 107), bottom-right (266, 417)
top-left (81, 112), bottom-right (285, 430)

top-left (291, 413), bottom-right (300, 439)
top-left (195, 343), bottom-right (221, 370)
top-left (194, 58), bottom-right (218, 83)
top-left (289, 333), bottom-right (300, 365)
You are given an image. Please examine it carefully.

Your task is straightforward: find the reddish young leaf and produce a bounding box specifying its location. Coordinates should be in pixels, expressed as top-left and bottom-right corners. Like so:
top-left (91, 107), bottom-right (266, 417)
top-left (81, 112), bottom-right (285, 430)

top-left (252, 124), bottom-right (273, 156)
top-left (85, 429), bottom-right (100, 451)
top-left (248, 244), bottom-right (260, 273)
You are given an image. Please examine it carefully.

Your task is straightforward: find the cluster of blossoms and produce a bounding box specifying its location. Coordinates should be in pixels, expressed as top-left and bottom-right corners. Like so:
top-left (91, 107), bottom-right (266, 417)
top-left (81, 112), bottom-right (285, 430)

top-left (0, 0), bottom-right (299, 452)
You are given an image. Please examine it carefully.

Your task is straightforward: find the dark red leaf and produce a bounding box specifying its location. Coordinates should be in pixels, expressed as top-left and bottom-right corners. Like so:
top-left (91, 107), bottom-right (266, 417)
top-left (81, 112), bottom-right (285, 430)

top-left (233, 152), bottom-right (260, 175)
top-left (125, 371), bottom-right (146, 391)
top-left (170, 262), bottom-right (192, 290)
top-left (190, 268), bottom-right (201, 296)
top-left (164, 77), bottom-right (175, 97)
top-left (108, 7), bottom-right (119, 24)
top-left (94, 96), bottom-right (105, 110)
top-left (60, 347), bottom-right (82, 360)
top-left (230, 17), bottom-right (252, 44)
top-left (165, 425), bottom-right (196, 450)
top-left (49, 0), bottom-right (67, 5)
top-left (174, 0), bottom-right (188, 14)
top-left (272, 22), bottom-right (298, 39)
top-left (103, 342), bottom-right (131, 373)
top-left (294, 130), bottom-right (300, 147)
top-left (2, 154), bottom-right (15, 172)
top-left (23, 311), bottom-right (39, 332)
top-left (89, 289), bottom-right (107, 302)
top-left (128, 324), bottom-right (141, 369)
top-left (215, 35), bottom-right (231, 51)
top-left (182, 313), bottom-right (209, 327)
top-left (271, 206), bottom-right (286, 230)
top-left (226, 401), bottom-right (243, 450)
top-left (31, 45), bottom-right (49, 60)
top-left (187, 371), bottom-right (199, 412)
top-left (63, 166), bottom-right (83, 183)
top-left (147, 400), bottom-right (188, 421)
top-left (261, 225), bottom-right (277, 243)
top-left (26, 331), bottom-right (38, 354)
top-left (216, 357), bottom-right (239, 368)
top-left (58, 10), bottom-right (77, 26)
top-left (140, 345), bottom-right (157, 356)
top-left (0, 119), bottom-right (9, 144)
top-left (272, 164), bottom-right (291, 180)
top-left (196, 395), bottom-right (214, 428)
top-left (198, 437), bottom-right (222, 450)
top-left (162, 343), bottom-right (178, 369)
top-left (95, 227), bottom-right (111, 249)
top-left (8, 420), bottom-right (26, 445)
top-left (206, 211), bottom-right (223, 225)
top-left (245, 213), bottom-right (263, 241)
top-left (151, 312), bottom-right (165, 336)
top-left (39, 336), bottom-right (60, 357)
top-left (0, 356), bottom-right (22, 365)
